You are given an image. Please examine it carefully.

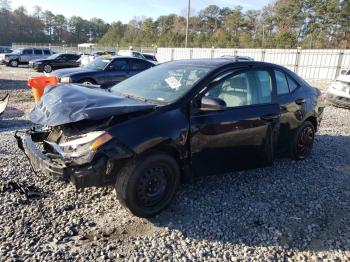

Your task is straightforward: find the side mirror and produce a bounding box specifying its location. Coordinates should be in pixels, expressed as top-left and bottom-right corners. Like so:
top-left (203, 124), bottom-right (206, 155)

top-left (341, 69), bottom-right (347, 75)
top-left (200, 96), bottom-right (226, 111)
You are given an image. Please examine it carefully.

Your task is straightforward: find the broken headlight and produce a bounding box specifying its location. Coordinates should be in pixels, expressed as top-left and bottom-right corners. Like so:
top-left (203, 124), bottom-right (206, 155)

top-left (54, 131), bottom-right (112, 163)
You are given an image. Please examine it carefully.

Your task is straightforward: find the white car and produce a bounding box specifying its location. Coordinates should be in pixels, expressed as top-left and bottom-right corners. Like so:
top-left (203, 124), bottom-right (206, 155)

top-left (327, 69), bottom-right (350, 108)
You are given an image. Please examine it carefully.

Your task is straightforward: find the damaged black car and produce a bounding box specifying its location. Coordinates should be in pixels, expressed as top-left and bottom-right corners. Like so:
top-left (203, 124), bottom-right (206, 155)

top-left (15, 58), bottom-right (325, 217)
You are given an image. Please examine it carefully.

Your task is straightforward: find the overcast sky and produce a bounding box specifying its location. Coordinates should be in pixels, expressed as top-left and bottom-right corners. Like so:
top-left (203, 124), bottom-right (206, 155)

top-left (10, 0), bottom-right (271, 23)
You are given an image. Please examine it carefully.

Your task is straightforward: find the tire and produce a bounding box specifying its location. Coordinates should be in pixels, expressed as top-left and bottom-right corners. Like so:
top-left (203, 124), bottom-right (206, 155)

top-left (43, 64), bottom-right (53, 73)
top-left (290, 121), bottom-right (315, 160)
top-left (115, 151), bottom-right (180, 218)
top-left (79, 78), bottom-right (96, 85)
top-left (9, 60), bottom-right (18, 67)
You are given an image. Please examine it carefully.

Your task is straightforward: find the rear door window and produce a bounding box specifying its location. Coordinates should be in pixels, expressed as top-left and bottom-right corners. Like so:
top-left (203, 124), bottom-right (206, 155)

top-left (130, 59), bottom-right (152, 70)
top-left (34, 49), bottom-right (43, 55)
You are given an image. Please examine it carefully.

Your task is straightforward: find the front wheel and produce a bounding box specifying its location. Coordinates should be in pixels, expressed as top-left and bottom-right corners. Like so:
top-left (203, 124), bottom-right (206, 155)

top-left (290, 121), bottom-right (315, 160)
top-left (9, 60), bottom-right (18, 67)
top-left (115, 152), bottom-right (180, 217)
top-left (43, 64), bottom-right (53, 73)
top-left (79, 78), bottom-right (96, 85)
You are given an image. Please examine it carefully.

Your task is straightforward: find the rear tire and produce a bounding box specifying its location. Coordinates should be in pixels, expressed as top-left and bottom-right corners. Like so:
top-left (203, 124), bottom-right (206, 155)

top-left (9, 60), bottom-right (18, 67)
top-left (43, 64), bottom-right (53, 73)
top-left (115, 151), bottom-right (180, 218)
top-left (290, 121), bottom-right (315, 160)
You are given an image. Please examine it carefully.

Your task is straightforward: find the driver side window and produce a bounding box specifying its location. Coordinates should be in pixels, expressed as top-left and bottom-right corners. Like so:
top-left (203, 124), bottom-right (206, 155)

top-left (205, 70), bottom-right (272, 108)
top-left (109, 59), bottom-right (128, 71)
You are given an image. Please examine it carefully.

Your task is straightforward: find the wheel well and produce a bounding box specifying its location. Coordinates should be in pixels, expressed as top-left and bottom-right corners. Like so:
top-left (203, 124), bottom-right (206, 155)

top-left (142, 143), bottom-right (187, 175)
top-left (305, 116), bottom-right (317, 131)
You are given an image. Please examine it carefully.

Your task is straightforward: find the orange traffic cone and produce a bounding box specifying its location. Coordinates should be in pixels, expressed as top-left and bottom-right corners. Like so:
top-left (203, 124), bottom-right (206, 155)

top-left (27, 76), bottom-right (59, 102)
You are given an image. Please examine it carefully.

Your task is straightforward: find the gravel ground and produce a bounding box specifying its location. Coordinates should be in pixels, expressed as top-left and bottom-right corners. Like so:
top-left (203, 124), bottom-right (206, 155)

top-left (1, 66), bottom-right (350, 261)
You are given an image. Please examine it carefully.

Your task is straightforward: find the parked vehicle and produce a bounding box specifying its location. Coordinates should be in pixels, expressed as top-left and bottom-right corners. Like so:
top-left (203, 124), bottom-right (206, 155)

top-left (29, 53), bottom-right (81, 73)
top-left (0, 94), bottom-right (9, 116)
top-left (142, 53), bottom-right (158, 62)
top-left (327, 69), bottom-right (350, 108)
top-left (117, 50), bottom-right (146, 60)
top-left (52, 56), bottom-right (155, 88)
top-left (0, 46), bottom-right (12, 54)
top-left (16, 58), bottom-right (324, 217)
top-left (92, 50), bottom-right (116, 57)
top-left (2, 48), bottom-right (54, 67)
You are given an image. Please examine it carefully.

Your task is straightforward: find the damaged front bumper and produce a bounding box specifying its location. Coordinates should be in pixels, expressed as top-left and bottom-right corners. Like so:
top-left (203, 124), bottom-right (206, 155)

top-left (15, 129), bottom-right (131, 190)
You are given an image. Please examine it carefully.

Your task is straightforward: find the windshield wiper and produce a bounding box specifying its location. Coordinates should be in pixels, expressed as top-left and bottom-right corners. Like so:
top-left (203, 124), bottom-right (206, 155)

top-left (124, 93), bottom-right (148, 102)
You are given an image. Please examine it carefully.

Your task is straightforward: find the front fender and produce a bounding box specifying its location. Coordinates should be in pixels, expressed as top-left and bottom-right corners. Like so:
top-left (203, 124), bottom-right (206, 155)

top-left (107, 107), bottom-right (190, 159)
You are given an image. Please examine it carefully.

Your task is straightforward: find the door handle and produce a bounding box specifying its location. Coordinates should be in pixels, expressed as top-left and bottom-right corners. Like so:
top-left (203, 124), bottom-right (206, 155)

top-left (295, 98), bottom-right (306, 105)
top-left (260, 114), bottom-right (280, 121)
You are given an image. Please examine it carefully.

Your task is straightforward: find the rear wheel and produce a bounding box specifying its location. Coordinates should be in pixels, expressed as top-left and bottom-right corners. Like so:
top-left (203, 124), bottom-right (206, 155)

top-left (115, 152), bottom-right (180, 217)
top-left (290, 121), bottom-right (315, 160)
top-left (43, 64), bottom-right (53, 73)
top-left (9, 60), bottom-right (18, 67)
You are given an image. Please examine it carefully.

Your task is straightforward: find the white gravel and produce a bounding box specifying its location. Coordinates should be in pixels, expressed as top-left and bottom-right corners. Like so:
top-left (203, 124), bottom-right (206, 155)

top-left (1, 66), bottom-right (350, 261)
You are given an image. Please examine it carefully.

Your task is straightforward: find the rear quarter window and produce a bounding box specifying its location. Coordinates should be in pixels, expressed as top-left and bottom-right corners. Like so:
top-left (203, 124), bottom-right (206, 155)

top-left (286, 75), bottom-right (299, 92)
top-left (275, 70), bottom-right (290, 95)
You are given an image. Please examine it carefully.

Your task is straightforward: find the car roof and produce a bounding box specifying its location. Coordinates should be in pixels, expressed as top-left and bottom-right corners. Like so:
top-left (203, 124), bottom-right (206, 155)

top-left (109, 55), bottom-right (150, 61)
top-left (167, 58), bottom-right (287, 69)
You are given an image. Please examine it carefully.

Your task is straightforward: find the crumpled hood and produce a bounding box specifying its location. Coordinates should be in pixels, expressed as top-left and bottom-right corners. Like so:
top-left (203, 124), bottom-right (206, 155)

top-left (29, 84), bottom-right (156, 126)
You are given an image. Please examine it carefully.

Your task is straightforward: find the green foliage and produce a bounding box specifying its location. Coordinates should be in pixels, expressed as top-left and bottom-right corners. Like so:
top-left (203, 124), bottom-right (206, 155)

top-left (0, 1), bottom-right (348, 48)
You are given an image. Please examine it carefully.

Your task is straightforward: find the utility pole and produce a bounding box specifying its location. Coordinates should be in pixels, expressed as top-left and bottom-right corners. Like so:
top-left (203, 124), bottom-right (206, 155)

top-left (185, 0), bottom-right (190, 48)
top-left (262, 24), bottom-right (265, 48)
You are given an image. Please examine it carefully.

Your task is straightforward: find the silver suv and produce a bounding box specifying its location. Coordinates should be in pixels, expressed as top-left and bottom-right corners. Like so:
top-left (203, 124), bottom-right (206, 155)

top-left (2, 48), bottom-right (53, 67)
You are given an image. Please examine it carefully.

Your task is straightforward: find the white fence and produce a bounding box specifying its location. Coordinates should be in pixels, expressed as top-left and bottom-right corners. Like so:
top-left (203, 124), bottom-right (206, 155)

top-left (156, 48), bottom-right (350, 81)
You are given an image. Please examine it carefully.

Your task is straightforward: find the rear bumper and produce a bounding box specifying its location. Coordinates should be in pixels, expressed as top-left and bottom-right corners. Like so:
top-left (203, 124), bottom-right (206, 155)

top-left (15, 130), bottom-right (111, 190)
top-left (327, 93), bottom-right (350, 108)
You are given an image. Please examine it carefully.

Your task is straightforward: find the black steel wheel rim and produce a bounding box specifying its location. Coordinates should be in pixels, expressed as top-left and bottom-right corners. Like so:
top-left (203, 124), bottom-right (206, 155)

top-left (136, 164), bottom-right (169, 207)
top-left (297, 126), bottom-right (314, 157)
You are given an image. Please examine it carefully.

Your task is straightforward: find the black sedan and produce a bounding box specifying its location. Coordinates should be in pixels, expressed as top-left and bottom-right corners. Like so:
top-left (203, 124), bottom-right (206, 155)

top-left (53, 56), bottom-right (156, 88)
top-left (29, 53), bottom-right (81, 73)
top-left (16, 58), bottom-right (325, 217)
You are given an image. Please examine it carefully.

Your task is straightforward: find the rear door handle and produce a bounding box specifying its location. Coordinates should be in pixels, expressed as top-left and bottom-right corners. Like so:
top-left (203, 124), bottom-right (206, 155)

top-left (260, 114), bottom-right (280, 121)
top-left (295, 98), bottom-right (306, 105)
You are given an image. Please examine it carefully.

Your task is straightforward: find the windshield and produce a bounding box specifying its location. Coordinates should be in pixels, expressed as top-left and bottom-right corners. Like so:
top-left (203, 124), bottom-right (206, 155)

top-left (111, 63), bottom-right (211, 103)
top-left (47, 54), bottom-right (60, 59)
top-left (84, 57), bottom-right (110, 70)
top-left (11, 49), bottom-right (21, 54)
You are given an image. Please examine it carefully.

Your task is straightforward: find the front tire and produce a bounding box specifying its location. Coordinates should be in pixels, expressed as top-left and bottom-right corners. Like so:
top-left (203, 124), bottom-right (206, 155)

top-left (43, 64), bottom-right (53, 73)
top-left (9, 60), bottom-right (18, 67)
top-left (290, 121), bottom-right (315, 160)
top-left (115, 152), bottom-right (180, 218)
top-left (79, 78), bottom-right (96, 85)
